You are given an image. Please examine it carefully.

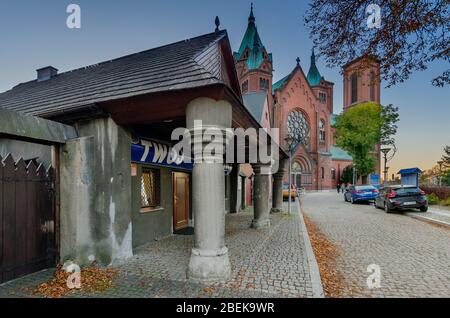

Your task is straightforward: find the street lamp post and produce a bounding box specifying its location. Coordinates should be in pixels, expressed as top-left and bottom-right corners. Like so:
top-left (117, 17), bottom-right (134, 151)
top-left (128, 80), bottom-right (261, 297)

top-left (437, 160), bottom-right (444, 187)
top-left (285, 135), bottom-right (297, 215)
top-left (381, 148), bottom-right (392, 185)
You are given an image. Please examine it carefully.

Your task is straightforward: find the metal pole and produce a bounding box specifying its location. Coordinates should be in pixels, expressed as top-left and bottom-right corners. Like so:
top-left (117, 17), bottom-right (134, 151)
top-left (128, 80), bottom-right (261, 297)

top-left (352, 166), bottom-right (356, 185)
top-left (383, 153), bottom-right (388, 185)
top-left (288, 150), bottom-right (292, 215)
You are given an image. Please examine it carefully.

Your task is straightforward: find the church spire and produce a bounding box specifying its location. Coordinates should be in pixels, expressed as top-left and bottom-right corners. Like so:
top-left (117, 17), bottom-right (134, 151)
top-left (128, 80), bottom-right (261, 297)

top-left (311, 47), bottom-right (316, 66)
top-left (248, 3), bottom-right (255, 24)
top-left (307, 47), bottom-right (322, 86)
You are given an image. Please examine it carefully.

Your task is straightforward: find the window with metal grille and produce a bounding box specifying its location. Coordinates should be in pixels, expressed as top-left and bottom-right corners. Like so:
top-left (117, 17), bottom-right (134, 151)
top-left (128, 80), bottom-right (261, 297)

top-left (260, 78), bottom-right (269, 90)
top-left (141, 168), bottom-right (161, 208)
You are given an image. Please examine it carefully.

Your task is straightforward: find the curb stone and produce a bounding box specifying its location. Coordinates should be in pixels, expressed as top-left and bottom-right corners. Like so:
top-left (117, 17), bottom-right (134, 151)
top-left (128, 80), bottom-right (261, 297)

top-left (296, 199), bottom-right (325, 298)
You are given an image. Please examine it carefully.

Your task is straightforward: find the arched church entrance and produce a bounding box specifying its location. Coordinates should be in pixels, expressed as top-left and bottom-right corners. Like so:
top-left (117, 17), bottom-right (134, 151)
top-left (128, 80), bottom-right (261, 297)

top-left (292, 157), bottom-right (313, 189)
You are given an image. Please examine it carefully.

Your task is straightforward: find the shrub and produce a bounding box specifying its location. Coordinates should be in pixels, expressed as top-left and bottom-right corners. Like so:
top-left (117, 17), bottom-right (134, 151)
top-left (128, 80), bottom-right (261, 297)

top-left (440, 197), bottom-right (450, 207)
top-left (427, 193), bottom-right (440, 205)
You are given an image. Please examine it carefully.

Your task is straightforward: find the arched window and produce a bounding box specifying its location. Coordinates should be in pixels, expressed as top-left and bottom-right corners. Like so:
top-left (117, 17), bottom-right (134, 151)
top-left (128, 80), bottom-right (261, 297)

top-left (287, 110), bottom-right (310, 147)
top-left (319, 119), bottom-right (326, 142)
top-left (351, 73), bottom-right (358, 104)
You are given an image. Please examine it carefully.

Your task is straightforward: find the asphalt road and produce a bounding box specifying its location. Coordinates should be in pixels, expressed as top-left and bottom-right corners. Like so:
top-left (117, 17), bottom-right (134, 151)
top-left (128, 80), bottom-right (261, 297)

top-left (301, 191), bottom-right (450, 298)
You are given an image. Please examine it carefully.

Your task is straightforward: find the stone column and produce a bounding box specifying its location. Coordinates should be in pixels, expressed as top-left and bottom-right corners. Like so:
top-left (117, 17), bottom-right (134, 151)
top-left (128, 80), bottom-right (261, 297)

top-left (271, 159), bottom-right (287, 213)
top-left (251, 163), bottom-right (272, 229)
top-left (186, 97), bottom-right (232, 282)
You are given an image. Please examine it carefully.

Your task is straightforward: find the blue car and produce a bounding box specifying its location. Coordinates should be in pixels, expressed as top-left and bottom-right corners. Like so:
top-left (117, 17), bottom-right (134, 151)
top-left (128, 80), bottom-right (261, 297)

top-left (344, 185), bottom-right (379, 204)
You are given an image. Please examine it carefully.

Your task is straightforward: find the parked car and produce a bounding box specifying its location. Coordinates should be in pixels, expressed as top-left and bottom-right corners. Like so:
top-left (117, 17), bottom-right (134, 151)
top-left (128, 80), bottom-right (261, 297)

top-left (344, 185), bottom-right (379, 204)
top-left (283, 184), bottom-right (297, 201)
top-left (375, 185), bottom-right (428, 213)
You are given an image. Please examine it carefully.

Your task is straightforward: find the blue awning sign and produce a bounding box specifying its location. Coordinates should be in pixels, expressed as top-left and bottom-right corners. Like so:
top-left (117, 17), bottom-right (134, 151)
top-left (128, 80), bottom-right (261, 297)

top-left (131, 139), bottom-right (193, 171)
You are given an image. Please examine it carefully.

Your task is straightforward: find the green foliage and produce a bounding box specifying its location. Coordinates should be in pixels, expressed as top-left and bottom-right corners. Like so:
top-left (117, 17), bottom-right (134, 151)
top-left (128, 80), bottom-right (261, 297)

top-left (380, 104), bottom-right (400, 152)
top-left (442, 171), bottom-right (450, 186)
top-left (442, 145), bottom-right (450, 168)
top-left (340, 165), bottom-right (354, 184)
top-left (334, 102), bottom-right (382, 177)
top-left (440, 197), bottom-right (450, 207)
top-left (427, 193), bottom-right (440, 205)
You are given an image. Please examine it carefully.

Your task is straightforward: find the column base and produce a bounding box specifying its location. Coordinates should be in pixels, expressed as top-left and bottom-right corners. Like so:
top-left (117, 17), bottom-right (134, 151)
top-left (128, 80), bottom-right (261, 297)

top-left (251, 218), bottom-right (271, 229)
top-left (187, 247), bottom-right (231, 282)
top-left (270, 208), bottom-right (283, 214)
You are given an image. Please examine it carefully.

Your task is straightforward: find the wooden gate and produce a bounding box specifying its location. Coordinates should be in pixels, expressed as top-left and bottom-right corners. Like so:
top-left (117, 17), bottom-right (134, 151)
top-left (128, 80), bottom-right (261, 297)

top-left (0, 154), bottom-right (56, 284)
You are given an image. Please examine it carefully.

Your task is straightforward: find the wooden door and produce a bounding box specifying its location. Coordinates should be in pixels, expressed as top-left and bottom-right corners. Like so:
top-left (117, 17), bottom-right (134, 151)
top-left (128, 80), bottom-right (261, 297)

top-left (0, 155), bottom-right (56, 284)
top-left (173, 172), bottom-right (190, 231)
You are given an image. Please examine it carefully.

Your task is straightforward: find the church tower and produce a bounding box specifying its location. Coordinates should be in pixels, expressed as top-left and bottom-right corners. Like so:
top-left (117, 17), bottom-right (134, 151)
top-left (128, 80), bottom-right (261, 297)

top-left (343, 56), bottom-right (381, 111)
top-left (342, 55), bottom-right (382, 176)
top-left (307, 48), bottom-right (334, 115)
top-left (234, 4), bottom-right (273, 100)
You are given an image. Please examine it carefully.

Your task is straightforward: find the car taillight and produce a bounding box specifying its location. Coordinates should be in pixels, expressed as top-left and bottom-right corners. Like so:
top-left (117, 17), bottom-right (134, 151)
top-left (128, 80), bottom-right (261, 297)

top-left (355, 190), bottom-right (363, 194)
top-left (387, 191), bottom-right (397, 199)
top-left (420, 190), bottom-right (426, 195)
top-left (373, 189), bottom-right (379, 193)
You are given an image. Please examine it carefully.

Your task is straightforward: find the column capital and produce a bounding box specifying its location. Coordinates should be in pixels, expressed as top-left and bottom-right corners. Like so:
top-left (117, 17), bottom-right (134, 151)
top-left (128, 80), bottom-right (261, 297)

top-left (251, 163), bottom-right (273, 175)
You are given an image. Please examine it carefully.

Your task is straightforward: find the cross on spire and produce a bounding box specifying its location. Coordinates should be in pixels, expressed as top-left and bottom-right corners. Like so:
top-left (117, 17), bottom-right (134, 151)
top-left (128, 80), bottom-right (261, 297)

top-left (248, 3), bottom-right (255, 24)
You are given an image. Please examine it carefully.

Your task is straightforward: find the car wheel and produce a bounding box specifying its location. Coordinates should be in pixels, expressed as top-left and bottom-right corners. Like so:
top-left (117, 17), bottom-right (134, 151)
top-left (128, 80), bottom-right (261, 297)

top-left (384, 203), bottom-right (391, 213)
top-left (420, 206), bottom-right (428, 212)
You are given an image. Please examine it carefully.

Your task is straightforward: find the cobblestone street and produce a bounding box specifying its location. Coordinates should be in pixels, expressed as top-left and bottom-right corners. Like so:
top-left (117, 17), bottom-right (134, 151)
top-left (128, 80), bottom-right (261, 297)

top-left (0, 202), bottom-right (319, 298)
top-left (301, 192), bottom-right (450, 298)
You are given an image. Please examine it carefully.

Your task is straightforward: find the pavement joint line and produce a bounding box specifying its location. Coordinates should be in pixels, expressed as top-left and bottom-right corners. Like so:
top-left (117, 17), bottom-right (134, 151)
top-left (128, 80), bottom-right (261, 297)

top-left (296, 198), bottom-right (325, 298)
top-left (405, 213), bottom-right (450, 228)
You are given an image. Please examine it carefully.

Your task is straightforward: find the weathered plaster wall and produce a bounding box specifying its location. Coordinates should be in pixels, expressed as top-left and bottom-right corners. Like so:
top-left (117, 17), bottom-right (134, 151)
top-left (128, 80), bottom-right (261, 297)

top-left (60, 117), bottom-right (132, 265)
top-left (131, 165), bottom-right (173, 248)
top-left (0, 138), bottom-right (52, 167)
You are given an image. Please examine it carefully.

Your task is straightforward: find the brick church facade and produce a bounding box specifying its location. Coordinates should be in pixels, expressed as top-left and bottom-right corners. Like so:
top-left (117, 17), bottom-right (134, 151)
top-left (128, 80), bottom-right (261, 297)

top-left (235, 5), bottom-right (381, 191)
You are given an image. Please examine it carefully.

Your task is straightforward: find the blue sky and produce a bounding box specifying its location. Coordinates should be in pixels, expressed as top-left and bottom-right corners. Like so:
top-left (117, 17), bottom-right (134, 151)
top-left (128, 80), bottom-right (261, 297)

top-left (0, 0), bottom-right (448, 174)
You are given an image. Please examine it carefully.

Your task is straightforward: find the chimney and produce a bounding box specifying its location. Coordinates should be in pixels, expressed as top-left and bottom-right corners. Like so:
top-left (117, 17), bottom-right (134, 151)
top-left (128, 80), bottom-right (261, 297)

top-left (36, 66), bottom-right (58, 82)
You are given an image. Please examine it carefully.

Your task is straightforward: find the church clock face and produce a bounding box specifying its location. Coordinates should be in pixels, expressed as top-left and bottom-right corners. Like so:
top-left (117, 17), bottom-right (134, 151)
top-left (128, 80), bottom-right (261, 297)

top-left (287, 110), bottom-right (310, 147)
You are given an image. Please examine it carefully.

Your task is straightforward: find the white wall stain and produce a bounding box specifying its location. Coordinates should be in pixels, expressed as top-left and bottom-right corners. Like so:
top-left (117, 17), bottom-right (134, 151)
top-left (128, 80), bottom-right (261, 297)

top-left (108, 198), bottom-right (133, 265)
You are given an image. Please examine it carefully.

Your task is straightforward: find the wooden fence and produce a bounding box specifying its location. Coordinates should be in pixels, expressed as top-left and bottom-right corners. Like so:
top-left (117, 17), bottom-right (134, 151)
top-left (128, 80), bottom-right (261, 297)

top-left (0, 154), bottom-right (56, 284)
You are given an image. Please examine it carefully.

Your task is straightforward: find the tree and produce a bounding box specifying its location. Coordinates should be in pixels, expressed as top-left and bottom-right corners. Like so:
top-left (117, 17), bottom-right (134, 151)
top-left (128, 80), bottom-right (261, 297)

top-left (442, 145), bottom-right (450, 168)
top-left (305, 0), bottom-right (450, 87)
top-left (380, 104), bottom-right (400, 160)
top-left (341, 165), bottom-right (355, 184)
top-left (335, 102), bottom-right (382, 178)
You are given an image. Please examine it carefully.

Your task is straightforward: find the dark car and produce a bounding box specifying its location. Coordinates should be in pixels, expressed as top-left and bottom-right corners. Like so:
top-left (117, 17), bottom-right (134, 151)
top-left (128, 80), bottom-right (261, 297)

top-left (344, 185), bottom-right (379, 204)
top-left (375, 185), bottom-right (428, 213)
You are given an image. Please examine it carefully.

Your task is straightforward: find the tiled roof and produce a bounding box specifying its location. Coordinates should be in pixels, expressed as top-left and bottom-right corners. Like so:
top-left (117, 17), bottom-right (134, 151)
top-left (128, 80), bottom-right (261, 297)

top-left (0, 30), bottom-right (229, 117)
top-left (331, 146), bottom-right (353, 161)
top-left (242, 92), bottom-right (267, 123)
top-left (330, 114), bottom-right (338, 126)
top-left (272, 74), bottom-right (290, 93)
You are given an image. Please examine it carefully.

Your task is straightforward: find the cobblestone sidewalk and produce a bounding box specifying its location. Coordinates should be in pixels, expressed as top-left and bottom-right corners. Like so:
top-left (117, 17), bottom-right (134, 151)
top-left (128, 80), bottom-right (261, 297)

top-left (0, 201), bottom-right (318, 298)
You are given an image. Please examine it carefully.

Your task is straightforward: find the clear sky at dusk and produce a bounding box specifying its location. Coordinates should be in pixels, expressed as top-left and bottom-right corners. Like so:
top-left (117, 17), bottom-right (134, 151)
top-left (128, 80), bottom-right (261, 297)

top-left (0, 0), bottom-right (448, 175)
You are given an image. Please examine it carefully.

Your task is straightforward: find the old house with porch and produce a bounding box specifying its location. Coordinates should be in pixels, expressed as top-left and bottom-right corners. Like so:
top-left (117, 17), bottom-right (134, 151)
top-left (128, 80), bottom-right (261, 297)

top-left (0, 28), bottom-right (287, 283)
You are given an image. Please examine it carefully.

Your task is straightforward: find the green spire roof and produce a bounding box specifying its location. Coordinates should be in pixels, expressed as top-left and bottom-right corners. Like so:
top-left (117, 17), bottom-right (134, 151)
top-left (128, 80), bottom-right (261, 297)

top-left (234, 4), bottom-right (271, 70)
top-left (307, 48), bottom-right (322, 86)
